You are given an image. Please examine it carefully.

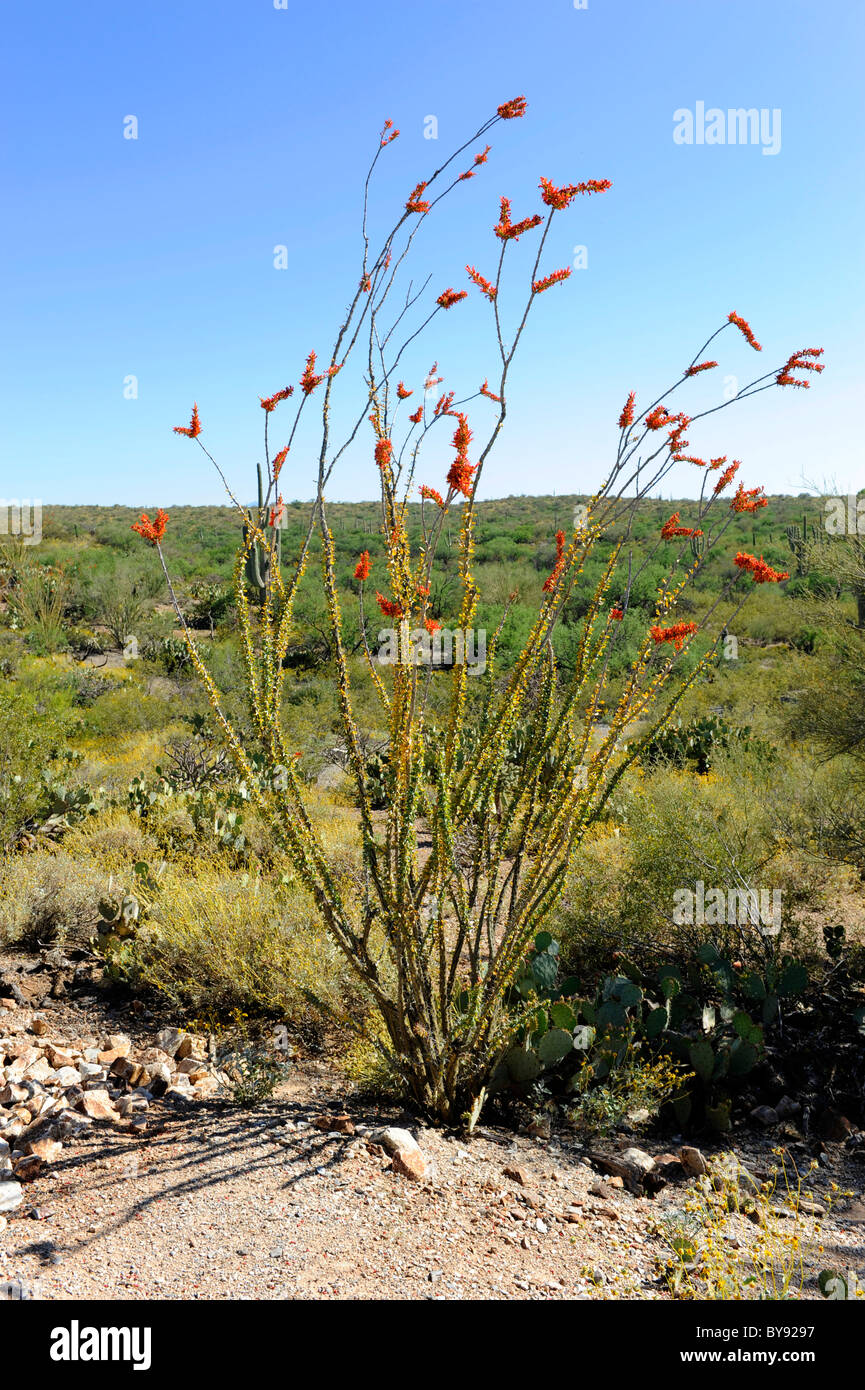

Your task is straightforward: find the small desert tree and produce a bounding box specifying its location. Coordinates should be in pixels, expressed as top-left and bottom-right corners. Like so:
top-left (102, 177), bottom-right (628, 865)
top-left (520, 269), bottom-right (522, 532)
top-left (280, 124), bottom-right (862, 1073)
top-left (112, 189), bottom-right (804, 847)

top-left (134, 97), bottom-right (823, 1123)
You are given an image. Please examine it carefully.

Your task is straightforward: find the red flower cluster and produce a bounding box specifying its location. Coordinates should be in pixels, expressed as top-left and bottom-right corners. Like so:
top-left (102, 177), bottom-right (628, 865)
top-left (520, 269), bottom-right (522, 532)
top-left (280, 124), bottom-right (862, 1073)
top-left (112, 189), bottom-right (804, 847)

top-left (433, 390), bottom-right (455, 417)
top-left (408, 406), bottom-right (423, 424)
top-left (666, 412), bottom-right (691, 457)
top-left (397, 381), bottom-right (413, 399)
top-left (466, 265), bottom-right (497, 301)
top-left (685, 360), bottom-right (718, 376)
top-left (376, 592), bottom-right (403, 618)
top-left (424, 618), bottom-right (442, 635)
top-left (380, 119), bottom-right (400, 147)
top-left (610, 607), bottom-right (624, 622)
top-left (731, 483), bottom-right (768, 513)
top-left (494, 196), bottom-right (543, 242)
top-left (437, 288), bottom-right (468, 309)
top-left (375, 438), bottom-right (394, 471)
top-left (420, 484), bottom-right (444, 507)
top-left (259, 386), bottom-right (294, 412)
top-left (728, 311), bottom-right (762, 351)
top-left (650, 621), bottom-right (698, 651)
top-left (446, 412), bottom-right (476, 497)
top-left (538, 177), bottom-right (611, 209)
top-left (173, 403), bottom-right (202, 438)
top-left (776, 347), bottom-right (825, 389)
top-left (424, 363), bottom-right (443, 391)
top-left (300, 351), bottom-right (339, 396)
top-left (713, 461), bottom-right (741, 494)
top-left (734, 553), bottom-right (789, 584)
top-left (480, 379), bottom-right (501, 402)
top-left (132, 509), bottom-right (169, 545)
top-left (459, 144), bottom-right (491, 179)
top-left (497, 96), bottom-right (527, 120)
top-left (269, 499), bottom-right (285, 528)
top-left (645, 405), bottom-right (672, 430)
top-left (272, 445), bottom-right (289, 479)
top-left (618, 391), bottom-right (636, 429)
top-left (533, 267), bottom-right (571, 294)
top-left (543, 530), bottom-right (567, 592)
top-left (354, 551), bottom-right (371, 581)
top-left (360, 274), bottom-right (372, 293)
top-left (660, 512), bottom-right (704, 540)
top-left (405, 180), bottom-right (430, 214)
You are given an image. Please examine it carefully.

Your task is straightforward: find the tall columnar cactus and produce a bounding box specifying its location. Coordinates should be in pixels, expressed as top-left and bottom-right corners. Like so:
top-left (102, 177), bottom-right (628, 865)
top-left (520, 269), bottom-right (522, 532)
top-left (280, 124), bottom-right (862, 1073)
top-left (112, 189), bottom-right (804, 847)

top-left (244, 462), bottom-right (282, 605)
top-left (690, 532), bottom-right (706, 560)
top-left (785, 511), bottom-right (812, 577)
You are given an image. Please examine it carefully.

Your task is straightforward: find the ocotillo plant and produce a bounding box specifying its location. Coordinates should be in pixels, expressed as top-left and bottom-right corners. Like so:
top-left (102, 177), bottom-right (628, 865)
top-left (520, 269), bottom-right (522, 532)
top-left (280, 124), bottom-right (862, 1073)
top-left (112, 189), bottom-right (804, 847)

top-left (134, 98), bottom-right (823, 1123)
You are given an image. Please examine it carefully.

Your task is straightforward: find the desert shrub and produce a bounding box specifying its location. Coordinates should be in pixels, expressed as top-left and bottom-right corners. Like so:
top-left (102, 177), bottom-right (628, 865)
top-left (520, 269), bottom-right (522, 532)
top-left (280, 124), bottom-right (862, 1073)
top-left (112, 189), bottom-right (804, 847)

top-left (116, 864), bottom-right (366, 1039)
top-left (556, 746), bottom-right (823, 980)
top-left (0, 848), bottom-right (105, 947)
top-left (0, 688), bottom-right (72, 850)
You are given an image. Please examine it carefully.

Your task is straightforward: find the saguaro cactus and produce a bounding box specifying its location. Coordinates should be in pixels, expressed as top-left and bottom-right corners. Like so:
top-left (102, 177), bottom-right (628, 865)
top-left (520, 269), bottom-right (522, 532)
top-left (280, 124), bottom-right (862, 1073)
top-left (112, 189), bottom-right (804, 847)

top-left (785, 511), bottom-right (812, 577)
top-left (243, 462), bottom-right (282, 605)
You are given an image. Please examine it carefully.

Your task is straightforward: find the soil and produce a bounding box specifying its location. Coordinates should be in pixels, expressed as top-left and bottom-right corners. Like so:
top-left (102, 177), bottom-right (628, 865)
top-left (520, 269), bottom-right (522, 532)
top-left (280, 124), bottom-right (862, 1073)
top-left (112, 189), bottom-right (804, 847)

top-left (2, 947), bottom-right (864, 1302)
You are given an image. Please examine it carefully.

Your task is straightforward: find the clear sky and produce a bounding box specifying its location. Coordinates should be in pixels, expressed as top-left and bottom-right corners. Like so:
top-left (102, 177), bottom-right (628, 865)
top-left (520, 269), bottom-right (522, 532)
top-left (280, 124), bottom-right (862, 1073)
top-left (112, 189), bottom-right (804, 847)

top-left (1, 0), bottom-right (862, 507)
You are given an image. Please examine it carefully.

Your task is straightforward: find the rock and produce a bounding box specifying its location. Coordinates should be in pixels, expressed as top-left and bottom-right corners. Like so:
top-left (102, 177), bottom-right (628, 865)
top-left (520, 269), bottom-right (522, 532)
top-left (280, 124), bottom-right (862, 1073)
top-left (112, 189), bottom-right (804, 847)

top-left (392, 1147), bottom-right (428, 1181)
top-left (710, 1155), bottom-right (759, 1194)
top-left (30, 1017), bottom-right (49, 1036)
top-left (648, 1153), bottom-right (687, 1188)
top-left (819, 1110), bottom-right (852, 1143)
top-left (751, 1105), bottom-right (779, 1128)
top-left (77, 1089), bottom-right (119, 1122)
top-left (22, 1057), bottom-right (56, 1083)
top-left (797, 1197), bottom-right (826, 1217)
top-left (775, 1095), bottom-right (801, 1120)
top-left (25, 1137), bottom-right (62, 1164)
top-left (154, 1028), bottom-right (185, 1058)
top-left (53, 1067), bottom-right (82, 1088)
top-left (13, 1154), bottom-right (42, 1181)
top-left (680, 1146), bottom-right (709, 1176)
top-left (589, 1179), bottom-right (617, 1199)
top-left (0, 1181), bottom-right (22, 1213)
top-left (503, 1165), bottom-right (530, 1187)
top-left (110, 1057), bottom-right (146, 1085)
top-left (55, 1112), bottom-right (92, 1140)
top-left (592, 1146), bottom-right (655, 1188)
top-left (0, 1084), bottom-right (28, 1106)
top-left (107, 1034), bottom-right (131, 1055)
top-left (0, 999), bottom-right (16, 1012)
top-left (369, 1126), bottom-right (421, 1156)
top-left (314, 1113), bottom-right (354, 1135)
top-left (78, 1062), bottom-right (104, 1080)
top-left (44, 1046), bottom-right (76, 1070)
top-left (192, 1075), bottom-right (220, 1097)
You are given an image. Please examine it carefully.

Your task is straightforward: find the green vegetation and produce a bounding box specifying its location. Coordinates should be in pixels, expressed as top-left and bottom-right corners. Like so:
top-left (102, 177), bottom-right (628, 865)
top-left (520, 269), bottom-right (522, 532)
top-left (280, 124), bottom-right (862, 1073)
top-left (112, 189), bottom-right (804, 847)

top-left (0, 490), bottom-right (863, 1133)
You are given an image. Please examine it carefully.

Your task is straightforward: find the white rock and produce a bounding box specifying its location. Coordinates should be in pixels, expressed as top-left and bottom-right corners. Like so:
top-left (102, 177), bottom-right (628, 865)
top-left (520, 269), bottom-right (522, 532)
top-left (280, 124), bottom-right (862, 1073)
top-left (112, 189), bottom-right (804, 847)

top-left (54, 1067), bottom-right (81, 1088)
top-left (155, 1028), bottom-right (185, 1058)
top-left (369, 1126), bottom-right (421, 1156)
top-left (0, 1180), bottom-right (22, 1213)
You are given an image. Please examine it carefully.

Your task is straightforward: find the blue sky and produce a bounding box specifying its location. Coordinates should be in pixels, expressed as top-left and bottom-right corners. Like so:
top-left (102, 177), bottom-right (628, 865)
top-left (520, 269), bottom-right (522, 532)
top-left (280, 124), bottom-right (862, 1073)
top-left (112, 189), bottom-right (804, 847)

top-left (1, 0), bottom-right (862, 506)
